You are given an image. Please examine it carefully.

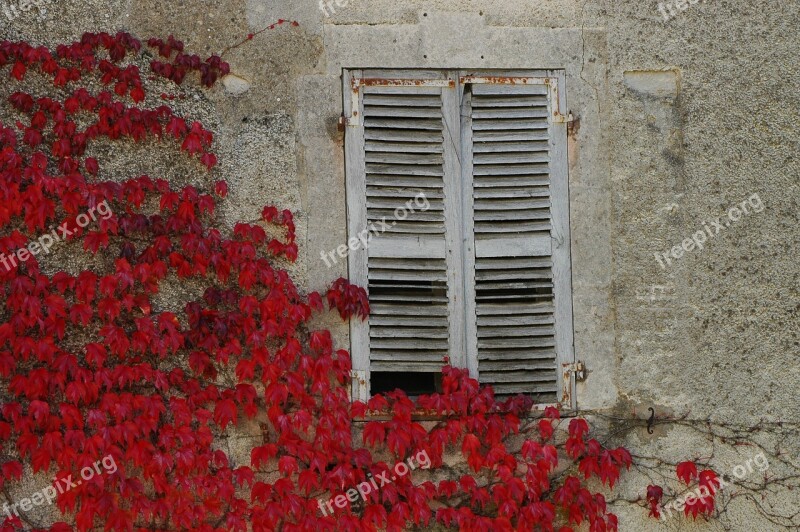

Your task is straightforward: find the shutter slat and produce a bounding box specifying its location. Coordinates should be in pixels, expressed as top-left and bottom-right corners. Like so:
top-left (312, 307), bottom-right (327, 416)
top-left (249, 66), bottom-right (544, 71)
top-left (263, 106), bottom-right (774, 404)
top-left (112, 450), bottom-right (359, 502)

top-left (365, 152), bottom-right (444, 165)
top-left (480, 369), bottom-right (557, 383)
top-left (367, 187), bottom-right (444, 199)
top-left (371, 352), bottom-right (448, 360)
top-left (371, 328), bottom-right (449, 338)
top-left (370, 257), bottom-right (448, 271)
top-left (476, 269), bottom-right (552, 280)
top-left (474, 210), bottom-right (551, 222)
top-left (370, 315), bottom-right (449, 326)
top-left (367, 208), bottom-right (444, 219)
top-left (474, 198), bottom-right (551, 210)
top-left (471, 108), bottom-right (549, 120)
top-left (476, 302), bottom-right (555, 315)
top-left (474, 188), bottom-right (550, 199)
top-left (363, 106), bottom-right (444, 118)
top-left (365, 129), bottom-right (443, 142)
top-left (480, 361), bottom-right (556, 372)
top-left (366, 163), bottom-right (443, 176)
top-left (478, 337), bottom-right (556, 349)
top-left (491, 383), bottom-right (558, 395)
top-left (369, 293), bottom-right (448, 303)
top-left (364, 118), bottom-right (443, 130)
top-left (370, 338), bottom-right (449, 349)
top-left (471, 84), bottom-right (549, 96)
top-left (477, 314), bottom-right (554, 326)
top-left (475, 257), bottom-right (553, 269)
top-left (478, 325), bottom-right (556, 337)
top-left (473, 141), bottom-right (549, 153)
top-left (473, 176), bottom-right (549, 187)
top-left (474, 130), bottom-right (550, 142)
top-left (472, 119), bottom-right (549, 131)
top-left (479, 348), bottom-right (556, 360)
top-left (472, 95), bottom-right (548, 107)
top-left (371, 360), bottom-right (445, 372)
top-left (371, 305), bottom-right (448, 317)
top-left (484, 360), bottom-right (556, 376)
top-left (366, 141), bottom-right (443, 153)
top-left (366, 175), bottom-right (445, 187)
top-left (363, 95), bottom-right (442, 107)
top-left (474, 222), bottom-right (551, 233)
top-left (477, 281), bottom-right (554, 291)
top-left (473, 163), bottom-right (550, 175)
top-left (474, 153), bottom-right (549, 164)
top-left (373, 225), bottom-right (445, 235)
top-left (366, 197), bottom-right (443, 210)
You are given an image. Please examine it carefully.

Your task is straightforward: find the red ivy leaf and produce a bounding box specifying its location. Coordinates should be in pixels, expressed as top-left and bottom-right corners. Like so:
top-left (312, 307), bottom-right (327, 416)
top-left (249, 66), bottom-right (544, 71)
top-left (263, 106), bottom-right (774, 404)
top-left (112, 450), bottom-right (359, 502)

top-left (676, 461), bottom-right (698, 485)
top-left (213, 398), bottom-right (237, 430)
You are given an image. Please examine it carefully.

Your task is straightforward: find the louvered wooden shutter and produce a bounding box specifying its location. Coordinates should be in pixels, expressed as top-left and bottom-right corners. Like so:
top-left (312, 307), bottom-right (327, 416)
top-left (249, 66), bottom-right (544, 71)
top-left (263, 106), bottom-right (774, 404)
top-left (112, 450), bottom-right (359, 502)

top-left (345, 71), bottom-right (465, 400)
top-left (460, 74), bottom-right (574, 404)
top-left (345, 70), bottom-right (574, 406)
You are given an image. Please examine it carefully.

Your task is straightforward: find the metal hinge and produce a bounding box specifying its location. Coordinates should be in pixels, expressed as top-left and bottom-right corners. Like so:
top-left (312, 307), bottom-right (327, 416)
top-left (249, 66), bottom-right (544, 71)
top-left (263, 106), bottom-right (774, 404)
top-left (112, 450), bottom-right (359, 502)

top-left (564, 361), bottom-right (586, 381)
top-left (351, 369), bottom-right (368, 401)
top-left (338, 114), bottom-right (359, 130)
top-left (553, 110), bottom-right (574, 125)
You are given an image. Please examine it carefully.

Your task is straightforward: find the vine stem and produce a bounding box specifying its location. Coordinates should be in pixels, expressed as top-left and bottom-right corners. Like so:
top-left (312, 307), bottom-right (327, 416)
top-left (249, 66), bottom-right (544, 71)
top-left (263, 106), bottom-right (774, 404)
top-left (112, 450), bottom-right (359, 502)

top-left (220, 20), bottom-right (299, 57)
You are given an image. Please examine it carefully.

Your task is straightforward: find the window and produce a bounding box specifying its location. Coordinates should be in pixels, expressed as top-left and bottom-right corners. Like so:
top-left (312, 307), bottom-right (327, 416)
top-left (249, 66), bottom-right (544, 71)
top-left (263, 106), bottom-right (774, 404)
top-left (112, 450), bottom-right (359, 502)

top-left (344, 69), bottom-right (574, 407)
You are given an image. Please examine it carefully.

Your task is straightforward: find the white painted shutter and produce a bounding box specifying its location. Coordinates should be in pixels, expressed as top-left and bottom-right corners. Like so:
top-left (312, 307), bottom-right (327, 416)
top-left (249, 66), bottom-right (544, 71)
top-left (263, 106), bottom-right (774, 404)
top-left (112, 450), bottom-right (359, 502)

top-left (461, 74), bottom-right (574, 404)
top-left (344, 72), bottom-right (464, 399)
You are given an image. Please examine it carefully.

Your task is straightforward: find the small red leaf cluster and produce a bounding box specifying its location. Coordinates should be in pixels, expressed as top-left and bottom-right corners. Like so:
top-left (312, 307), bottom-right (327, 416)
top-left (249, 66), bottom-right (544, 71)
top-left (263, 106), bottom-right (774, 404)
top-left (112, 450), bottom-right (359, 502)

top-left (646, 484), bottom-right (663, 518)
top-left (0, 33), bottom-right (633, 531)
top-left (647, 461), bottom-right (721, 520)
top-left (325, 277), bottom-right (369, 321)
top-left (147, 35), bottom-right (230, 87)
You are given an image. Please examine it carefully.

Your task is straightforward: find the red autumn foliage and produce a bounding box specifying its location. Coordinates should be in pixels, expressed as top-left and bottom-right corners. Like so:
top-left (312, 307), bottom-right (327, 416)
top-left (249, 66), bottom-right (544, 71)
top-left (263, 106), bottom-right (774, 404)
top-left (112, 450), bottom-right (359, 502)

top-left (647, 462), bottom-right (722, 520)
top-left (0, 32), bottom-right (633, 531)
top-left (676, 460), bottom-right (698, 485)
top-left (646, 484), bottom-right (663, 518)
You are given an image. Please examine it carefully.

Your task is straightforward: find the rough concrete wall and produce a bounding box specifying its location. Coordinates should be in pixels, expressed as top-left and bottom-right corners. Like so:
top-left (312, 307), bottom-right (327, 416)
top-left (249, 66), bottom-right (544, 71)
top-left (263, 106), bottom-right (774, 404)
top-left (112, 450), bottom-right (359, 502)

top-left (2, 0), bottom-right (798, 529)
top-left (602, 2), bottom-right (800, 529)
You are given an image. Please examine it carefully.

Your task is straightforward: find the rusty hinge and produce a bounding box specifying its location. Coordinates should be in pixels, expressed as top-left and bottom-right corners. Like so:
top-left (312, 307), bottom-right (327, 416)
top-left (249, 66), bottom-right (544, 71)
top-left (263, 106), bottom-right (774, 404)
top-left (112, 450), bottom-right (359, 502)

top-left (553, 110), bottom-right (574, 125)
top-left (339, 113), bottom-right (360, 130)
top-left (564, 361), bottom-right (586, 381)
top-left (351, 369), bottom-right (368, 401)
top-left (560, 361), bottom-right (584, 407)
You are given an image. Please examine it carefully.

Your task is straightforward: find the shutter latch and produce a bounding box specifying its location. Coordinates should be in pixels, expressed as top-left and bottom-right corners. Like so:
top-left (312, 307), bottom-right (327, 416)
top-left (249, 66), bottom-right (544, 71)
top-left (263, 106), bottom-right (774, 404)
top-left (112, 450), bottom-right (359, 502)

top-left (564, 361), bottom-right (586, 381)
